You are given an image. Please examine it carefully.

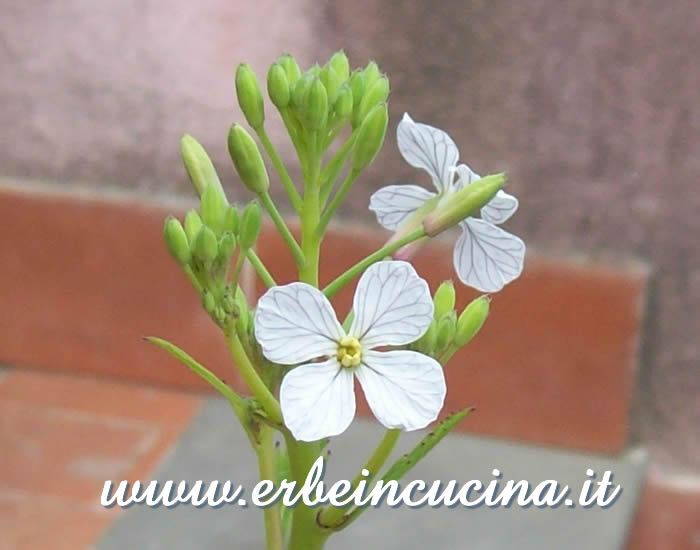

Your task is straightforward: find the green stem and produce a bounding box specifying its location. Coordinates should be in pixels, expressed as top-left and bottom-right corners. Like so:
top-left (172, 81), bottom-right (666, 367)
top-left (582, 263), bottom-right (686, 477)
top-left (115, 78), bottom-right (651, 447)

top-left (255, 126), bottom-right (303, 213)
top-left (259, 191), bottom-right (306, 267)
top-left (183, 265), bottom-right (203, 293)
top-left (317, 429), bottom-right (400, 529)
top-left (256, 426), bottom-right (284, 550)
top-left (319, 130), bottom-right (358, 206)
top-left (226, 330), bottom-right (283, 425)
top-left (246, 248), bottom-right (276, 287)
top-left (323, 227), bottom-right (427, 299)
top-left (299, 153), bottom-right (322, 286)
top-left (317, 169), bottom-right (360, 236)
top-left (284, 434), bottom-right (328, 550)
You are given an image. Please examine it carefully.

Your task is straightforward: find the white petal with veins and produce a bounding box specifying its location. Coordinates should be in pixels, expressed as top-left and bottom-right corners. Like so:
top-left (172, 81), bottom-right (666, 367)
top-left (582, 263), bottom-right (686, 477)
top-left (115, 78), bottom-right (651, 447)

top-left (280, 359), bottom-right (355, 442)
top-left (397, 113), bottom-right (459, 193)
top-left (369, 184), bottom-right (436, 231)
top-left (356, 349), bottom-right (446, 431)
top-left (349, 261), bottom-right (433, 348)
top-left (453, 218), bottom-right (526, 292)
top-left (255, 282), bottom-right (344, 364)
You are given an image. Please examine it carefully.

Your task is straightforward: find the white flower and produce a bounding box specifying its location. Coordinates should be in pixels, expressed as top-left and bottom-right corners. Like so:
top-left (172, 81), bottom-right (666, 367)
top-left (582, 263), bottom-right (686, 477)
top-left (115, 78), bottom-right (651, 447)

top-left (254, 261), bottom-right (446, 442)
top-left (369, 113), bottom-right (525, 292)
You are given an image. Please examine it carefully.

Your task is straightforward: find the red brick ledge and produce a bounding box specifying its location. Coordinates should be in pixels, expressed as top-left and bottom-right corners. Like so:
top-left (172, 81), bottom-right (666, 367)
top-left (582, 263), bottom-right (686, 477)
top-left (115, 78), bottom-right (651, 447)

top-left (0, 179), bottom-right (647, 454)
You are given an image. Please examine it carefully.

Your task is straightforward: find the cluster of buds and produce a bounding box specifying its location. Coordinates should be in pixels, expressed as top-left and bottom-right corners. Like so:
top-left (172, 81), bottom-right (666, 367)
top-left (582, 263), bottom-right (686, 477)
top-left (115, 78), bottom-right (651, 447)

top-left (163, 136), bottom-right (262, 330)
top-left (412, 280), bottom-right (491, 362)
top-left (234, 52), bottom-right (389, 177)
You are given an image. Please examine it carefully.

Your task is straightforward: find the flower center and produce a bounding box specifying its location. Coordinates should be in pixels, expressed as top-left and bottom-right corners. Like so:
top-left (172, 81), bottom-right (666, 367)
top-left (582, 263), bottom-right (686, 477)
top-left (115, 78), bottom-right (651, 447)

top-left (337, 336), bottom-right (362, 368)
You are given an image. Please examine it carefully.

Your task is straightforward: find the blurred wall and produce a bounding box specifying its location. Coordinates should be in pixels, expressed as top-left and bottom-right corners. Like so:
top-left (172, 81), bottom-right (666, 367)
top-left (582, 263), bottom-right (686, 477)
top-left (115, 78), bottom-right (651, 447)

top-left (1, 1), bottom-right (698, 470)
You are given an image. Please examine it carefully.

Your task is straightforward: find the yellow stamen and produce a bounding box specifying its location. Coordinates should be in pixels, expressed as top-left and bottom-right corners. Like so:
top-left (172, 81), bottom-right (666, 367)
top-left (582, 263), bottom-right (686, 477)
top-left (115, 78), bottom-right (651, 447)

top-left (337, 336), bottom-right (362, 368)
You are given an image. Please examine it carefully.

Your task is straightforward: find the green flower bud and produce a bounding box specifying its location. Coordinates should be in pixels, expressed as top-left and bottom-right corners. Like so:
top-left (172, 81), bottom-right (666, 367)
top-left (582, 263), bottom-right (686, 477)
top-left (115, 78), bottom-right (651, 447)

top-left (416, 319), bottom-right (437, 354)
top-left (278, 54), bottom-right (301, 85)
top-left (239, 201), bottom-right (262, 250)
top-left (328, 50), bottom-right (350, 82)
top-left (349, 70), bottom-right (365, 110)
top-left (227, 124), bottom-right (270, 195)
top-left (184, 210), bottom-right (203, 243)
top-left (435, 311), bottom-right (457, 352)
top-left (200, 183), bottom-right (227, 235)
top-left (333, 84), bottom-right (353, 121)
top-left (433, 281), bottom-right (456, 319)
top-left (423, 173), bottom-right (506, 237)
top-left (221, 286), bottom-right (236, 315)
top-left (214, 305), bottom-right (227, 325)
top-left (455, 295), bottom-right (491, 347)
top-left (218, 231), bottom-right (237, 260)
top-left (202, 290), bottom-right (217, 316)
top-left (353, 75), bottom-right (389, 128)
top-left (363, 60), bottom-right (381, 87)
top-left (291, 73), bottom-right (313, 114)
top-left (307, 63), bottom-right (321, 77)
top-left (351, 102), bottom-right (388, 173)
top-left (235, 63), bottom-right (264, 129)
top-left (304, 77), bottom-right (328, 130)
top-left (267, 63), bottom-right (290, 109)
top-left (192, 226), bottom-right (219, 265)
top-left (180, 135), bottom-right (226, 199)
top-left (319, 65), bottom-right (342, 105)
top-left (235, 286), bottom-right (249, 329)
top-left (163, 216), bottom-right (191, 266)
top-left (224, 205), bottom-right (239, 234)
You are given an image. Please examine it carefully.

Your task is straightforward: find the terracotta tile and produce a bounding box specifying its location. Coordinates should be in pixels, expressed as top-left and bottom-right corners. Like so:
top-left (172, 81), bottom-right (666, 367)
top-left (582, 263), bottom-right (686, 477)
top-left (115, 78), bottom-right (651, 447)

top-left (255, 221), bottom-right (646, 453)
top-left (0, 369), bottom-right (200, 549)
top-left (626, 474), bottom-right (700, 550)
top-left (0, 491), bottom-right (112, 550)
top-left (0, 185), bottom-right (246, 394)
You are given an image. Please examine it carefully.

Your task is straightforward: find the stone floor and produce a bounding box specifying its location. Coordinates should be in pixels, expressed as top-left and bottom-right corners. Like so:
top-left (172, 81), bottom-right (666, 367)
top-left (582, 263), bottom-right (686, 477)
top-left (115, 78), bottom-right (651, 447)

top-left (1, 368), bottom-right (651, 550)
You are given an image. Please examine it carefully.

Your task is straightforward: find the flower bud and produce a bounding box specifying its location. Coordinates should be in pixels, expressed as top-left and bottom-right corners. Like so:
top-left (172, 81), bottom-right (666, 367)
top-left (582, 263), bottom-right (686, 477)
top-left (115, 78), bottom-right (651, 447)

top-left (319, 65), bottom-right (342, 105)
top-left (218, 231), bottom-right (237, 260)
top-left (423, 173), bottom-right (506, 237)
top-left (227, 124), bottom-right (270, 195)
top-left (224, 205), bottom-right (239, 234)
top-left (433, 281), bottom-right (456, 319)
top-left (351, 103), bottom-right (388, 173)
top-left (349, 70), bottom-right (365, 110)
top-left (278, 54), bottom-right (301, 85)
top-left (328, 50), bottom-right (350, 82)
top-left (304, 77), bottom-right (328, 130)
top-left (200, 183), bottom-right (227, 235)
top-left (192, 226), bottom-right (219, 265)
top-left (291, 73), bottom-right (313, 113)
top-left (333, 84), bottom-right (353, 121)
top-left (202, 290), bottom-right (217, 316)
top-left (180, 135), bottom-right (225, 199)
top-left (184, 209), bottom-right (203, 243)
top-left (267, 63), bottom-right (290, 109)
top-left (455, 295), bottom-right (490, 347)
top-left (163, 216), bottom-right (191, 266)
top-left (239, 201), bottom-right (262, 250)
top-left (235, 63), bottom-right (264, 129)
top-left (353, 75), bottom-right (389, 128)
top-left (221, 286), bottom-right (236, 315)
top-left (435, 311), bottom-right (457, 352)
top-left (416, 319), bottom-right (437, 354)
top-left (363, 60), bottom-right (381, 87)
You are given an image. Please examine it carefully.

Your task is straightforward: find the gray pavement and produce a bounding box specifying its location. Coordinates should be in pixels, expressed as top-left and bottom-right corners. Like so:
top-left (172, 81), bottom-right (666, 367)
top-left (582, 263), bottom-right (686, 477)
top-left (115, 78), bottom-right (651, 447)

top-left (97, 398), bottom-right (647, 550)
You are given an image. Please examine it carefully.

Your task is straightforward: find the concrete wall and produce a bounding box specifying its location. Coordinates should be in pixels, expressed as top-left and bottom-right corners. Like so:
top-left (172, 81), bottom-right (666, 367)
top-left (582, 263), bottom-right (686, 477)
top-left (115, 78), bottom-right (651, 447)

top-left (1, 1), bottom-right (697, 470)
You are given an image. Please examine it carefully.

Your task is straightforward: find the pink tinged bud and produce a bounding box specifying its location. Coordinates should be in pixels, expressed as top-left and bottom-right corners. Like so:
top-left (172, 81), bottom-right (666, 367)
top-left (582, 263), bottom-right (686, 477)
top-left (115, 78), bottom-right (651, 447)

top-left (423, 173), bottom-right (506, 237)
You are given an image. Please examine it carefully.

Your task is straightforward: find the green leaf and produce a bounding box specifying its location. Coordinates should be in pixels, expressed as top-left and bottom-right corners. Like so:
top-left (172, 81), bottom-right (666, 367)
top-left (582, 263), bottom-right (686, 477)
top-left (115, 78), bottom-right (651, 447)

top-left (145, 336), bottom-right (245, 412)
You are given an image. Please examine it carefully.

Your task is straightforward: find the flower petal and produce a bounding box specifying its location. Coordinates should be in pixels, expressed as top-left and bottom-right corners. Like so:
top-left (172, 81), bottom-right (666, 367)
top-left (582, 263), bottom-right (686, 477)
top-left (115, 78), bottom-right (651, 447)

top-left (356, 350), bottom-right (446, 431)
top-left (369, 184), bottom-right (436, 231)
top-left (397, 113), bottom-right (459, 193)
top-left (453, 218), bottom-right (525, 292)
top-left (349, 261), bottom-right (433, 348)
top-left (255, 282), bottom-right (344, 364)
top-left (280, 359), bottom-right (355, 442)
top-left (481, 190), bottom-right (519, 225)
top-left (454, 163), bottom-right (481, 190)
